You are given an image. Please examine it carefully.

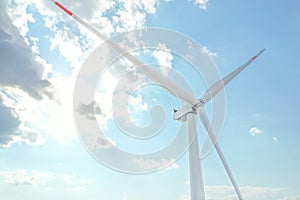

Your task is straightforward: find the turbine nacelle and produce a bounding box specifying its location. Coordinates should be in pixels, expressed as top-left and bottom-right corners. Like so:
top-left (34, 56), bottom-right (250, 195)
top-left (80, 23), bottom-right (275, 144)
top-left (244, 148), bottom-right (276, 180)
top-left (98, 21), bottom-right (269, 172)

top-left (173, 99), bottom-right (205, 121)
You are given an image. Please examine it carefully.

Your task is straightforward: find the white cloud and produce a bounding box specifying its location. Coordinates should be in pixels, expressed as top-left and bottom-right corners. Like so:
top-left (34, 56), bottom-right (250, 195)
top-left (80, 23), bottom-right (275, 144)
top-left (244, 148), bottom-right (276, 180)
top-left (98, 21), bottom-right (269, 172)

top-left (50, 27), bottom-right (88, 69)
top-left (201, 46), bottom-right (217, 57)
top-left (0, 0), bottom-right (166, 148)
top-left (272, 137), bottom-right (279, 142)
top-left (14, 126), bottom-right (46, 146)
top-left (72, 0), bottom-right (116, 21)
top-left (152, 43), bottom-right (174, 76)
top-left (249, 127), bottom-right (263, 136)
top-left (194, 0), bottom-right (210, 10)
top-left (0, 0), bottom-right (60, 146)
top-left (83, 134), bottom-right (116, 150)
top-left (45, 0), bottom-right (166, 70)
top-left (0, 11), bottom-right (54, 100)
top-left (115, 0), bottom-right (161, 32)
top-left (129, 94), bottom-right (148, 111)
top-left (0, 169), bottom-right (55, 186)
top-left (0, 96), bottom-right (22, 147)
top-left (133, 158), bottom-right (177, 170)
top-left (101, 63), bottom-right (147, 125)
top-left (0, 169), bottom-right (91, 192)
top-left (29, 37), bottom-right (40, 54)
top-left (0, 91), bottom-right (46, 147)
top-left (7, 0), bottom-right (36, 37)
top-left (181, 185), bottom-right (297, 200)
top-left (42, 0), bottom-right (163, 131)
top-left (204, 185), bottom-right (293, 200)
top-left (179, 184), bottom-right (300, 200)
top-left (240, 186), bottom-right (290, 200)
top-left (76, 100), bottom-right (104, 120)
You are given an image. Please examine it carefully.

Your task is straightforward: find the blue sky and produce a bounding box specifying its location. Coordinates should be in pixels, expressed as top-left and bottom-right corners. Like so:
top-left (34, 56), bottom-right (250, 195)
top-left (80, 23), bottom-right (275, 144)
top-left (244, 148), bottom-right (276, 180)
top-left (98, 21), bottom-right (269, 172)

top-left (0, 0), bottom-right (300, 199)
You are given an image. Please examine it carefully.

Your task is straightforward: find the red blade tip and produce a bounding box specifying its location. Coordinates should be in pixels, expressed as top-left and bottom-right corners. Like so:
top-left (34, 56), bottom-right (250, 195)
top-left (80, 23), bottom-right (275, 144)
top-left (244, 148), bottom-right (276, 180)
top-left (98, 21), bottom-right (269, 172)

top-left (52, 1), bottom-right (73, 16)
top-left (252, 49), bottom-right (265, 61)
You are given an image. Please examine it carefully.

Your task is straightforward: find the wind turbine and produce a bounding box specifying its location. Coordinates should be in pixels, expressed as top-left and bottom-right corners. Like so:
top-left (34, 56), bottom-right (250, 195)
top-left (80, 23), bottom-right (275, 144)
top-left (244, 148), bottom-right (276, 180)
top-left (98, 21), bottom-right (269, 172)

top-left (51, 1), bottom-right (265, 199)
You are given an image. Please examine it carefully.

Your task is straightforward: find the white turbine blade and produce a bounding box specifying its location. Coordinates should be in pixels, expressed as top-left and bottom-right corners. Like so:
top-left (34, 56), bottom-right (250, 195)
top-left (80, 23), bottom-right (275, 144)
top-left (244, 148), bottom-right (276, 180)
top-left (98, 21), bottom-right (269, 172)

top-left (51, 1), bottom-right (198, 106)
top-left (197, 108), bottom-right (244, 200)
top-left (187, 113), bottom-right (205, 200)
top-left (201, 49), bottom-right (265, 104)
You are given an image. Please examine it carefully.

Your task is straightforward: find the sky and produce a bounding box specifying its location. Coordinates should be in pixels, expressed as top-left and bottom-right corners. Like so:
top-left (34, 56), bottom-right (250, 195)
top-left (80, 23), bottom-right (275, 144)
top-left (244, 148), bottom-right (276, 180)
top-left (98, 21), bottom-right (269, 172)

top-left (0, 0), bottom-right (300, 199)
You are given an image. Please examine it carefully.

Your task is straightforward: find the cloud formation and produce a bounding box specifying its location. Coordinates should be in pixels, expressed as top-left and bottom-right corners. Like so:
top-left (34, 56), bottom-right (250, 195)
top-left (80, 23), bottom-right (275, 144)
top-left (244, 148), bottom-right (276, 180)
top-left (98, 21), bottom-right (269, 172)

top-left (201, 46), bottom-right (217, 57)
top-left (0, 95), bottom-right (45, 147)
top-left (205, 185), bottom-right (288, 200)
top-left (0, 0), bottom-right (174, 148)
top-left (0, 1), bottom-right (54, 100)
top-left (181, 185), bottom-right (298, 200)
top-left (83, 134), bottom-right (116, 150)
top-left (76, 100), bottom-right (104, 120)
top-left (0, 169), bottom-right (90, 191)
top-left (152, 43), bottom-right (174, 76)
top-left (0, 1), bottom-right (53, 147)
top-left (249, 127), bottom-right (263, 136)
top-left (0, 97), bottom-right (21, 147)
top-left (194, 0), bottom-right (210, 10)
top-left (0, 169), bottom-right (54, 186)
top-left (133, 158), bottom-right (177, 170)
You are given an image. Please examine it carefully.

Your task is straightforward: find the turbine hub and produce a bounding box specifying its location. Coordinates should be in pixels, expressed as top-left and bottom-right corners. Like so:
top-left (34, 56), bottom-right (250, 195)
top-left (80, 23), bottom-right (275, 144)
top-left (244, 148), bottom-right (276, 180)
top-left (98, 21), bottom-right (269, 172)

top-left (173, 105), bottom-right (196, 121)
top-left (192, 99), bottom-right (205, 110)
top-left (173, 99), bottom-right (205, 121)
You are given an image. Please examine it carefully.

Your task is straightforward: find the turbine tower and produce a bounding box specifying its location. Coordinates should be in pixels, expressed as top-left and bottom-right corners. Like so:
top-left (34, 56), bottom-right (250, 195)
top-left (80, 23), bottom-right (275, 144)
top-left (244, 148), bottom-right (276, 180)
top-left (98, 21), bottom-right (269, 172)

top-left (51, 1), bottom-right (265, 199)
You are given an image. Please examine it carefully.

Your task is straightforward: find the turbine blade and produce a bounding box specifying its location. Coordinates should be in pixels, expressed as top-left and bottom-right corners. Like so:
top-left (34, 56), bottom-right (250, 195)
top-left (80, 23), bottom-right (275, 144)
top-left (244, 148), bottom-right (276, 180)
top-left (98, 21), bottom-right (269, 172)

top-left (201, 49), bottom-right (265, 104)
top-left (197, 108), bottom-right (244, 200)
top-left (187, 113), bottom-right (205, 200)
top-left (51, 1), bottom-right (198, 105)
